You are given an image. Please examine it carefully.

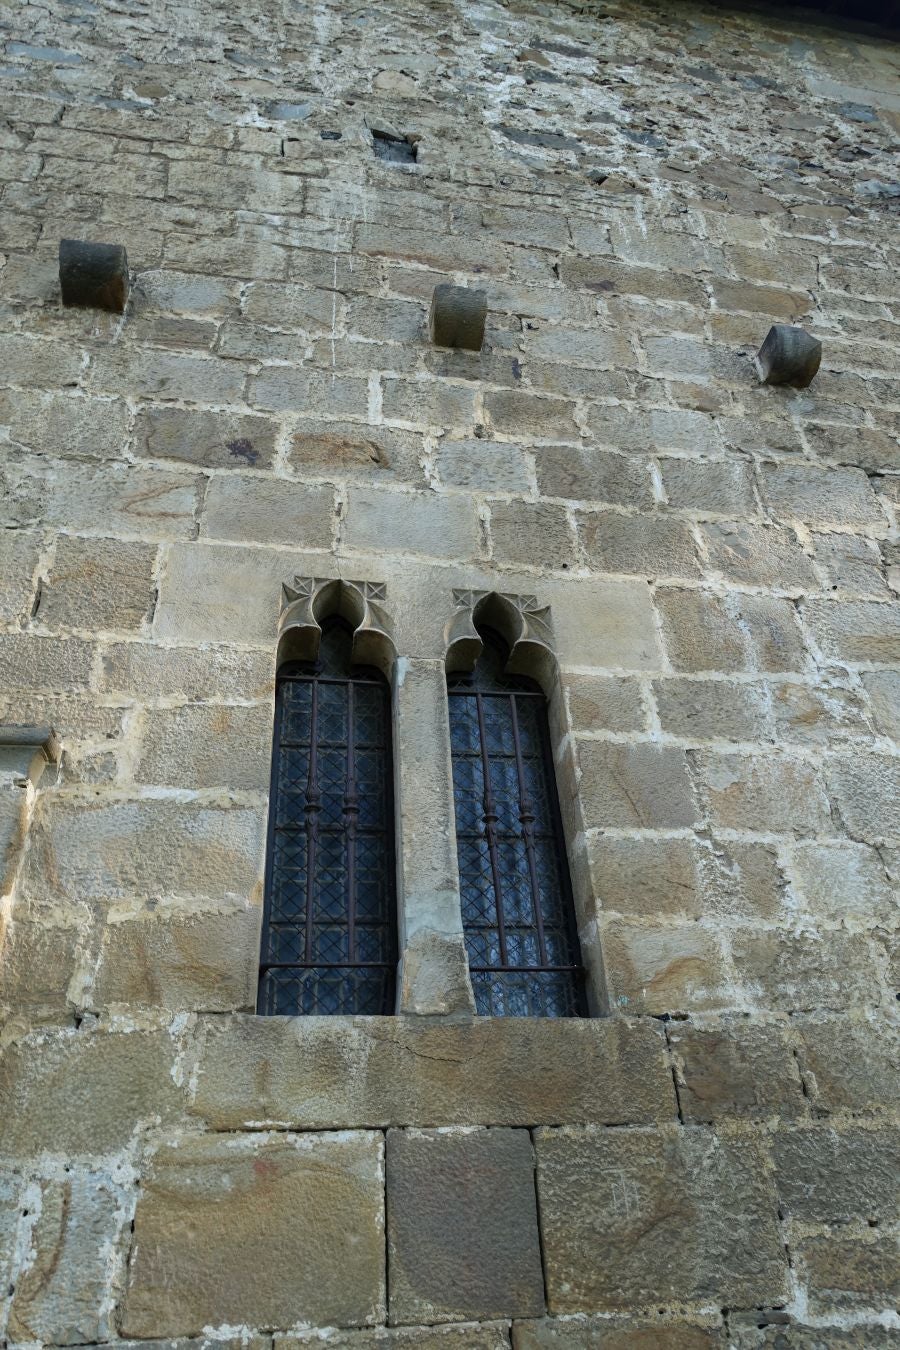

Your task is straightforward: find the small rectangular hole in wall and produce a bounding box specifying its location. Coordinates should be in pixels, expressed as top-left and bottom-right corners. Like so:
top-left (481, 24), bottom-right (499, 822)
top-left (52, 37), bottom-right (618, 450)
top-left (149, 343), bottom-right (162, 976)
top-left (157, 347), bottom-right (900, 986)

top-left (372, 129), bottom-right (417, 163)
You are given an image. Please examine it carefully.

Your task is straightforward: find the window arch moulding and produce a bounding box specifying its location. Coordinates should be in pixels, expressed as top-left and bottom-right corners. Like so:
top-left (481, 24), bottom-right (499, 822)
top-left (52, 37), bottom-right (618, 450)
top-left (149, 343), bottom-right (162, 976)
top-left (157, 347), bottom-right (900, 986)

top-left (278, 576), bottom-right (396, 680)
top-left (445, 589), bottom-right (557, 692)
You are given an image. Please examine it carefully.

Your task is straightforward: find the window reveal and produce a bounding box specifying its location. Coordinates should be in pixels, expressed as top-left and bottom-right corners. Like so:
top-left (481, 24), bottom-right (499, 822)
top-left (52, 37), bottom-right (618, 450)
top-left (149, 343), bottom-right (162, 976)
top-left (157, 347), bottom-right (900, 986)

top-left (448, 627), bottom-right (586, 1017)
top-left (258, 616), bottom-right (397, 1016)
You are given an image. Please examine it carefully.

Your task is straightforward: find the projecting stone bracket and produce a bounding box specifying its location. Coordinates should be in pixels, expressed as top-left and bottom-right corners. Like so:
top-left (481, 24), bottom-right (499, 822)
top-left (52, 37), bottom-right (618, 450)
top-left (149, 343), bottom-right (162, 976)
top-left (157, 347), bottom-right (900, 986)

top-left (0, 725), bottom-right (60, 787)
top-left (59, 238), bottom-right (130, 313)
top-left (445, 589), bottom-right (556, 688)
top-left (429, 284), bottom-right (487, 352)
top-left (756, 324), bottom-right (822, 388)
top-left (278, 576), bottom-right (396, 677)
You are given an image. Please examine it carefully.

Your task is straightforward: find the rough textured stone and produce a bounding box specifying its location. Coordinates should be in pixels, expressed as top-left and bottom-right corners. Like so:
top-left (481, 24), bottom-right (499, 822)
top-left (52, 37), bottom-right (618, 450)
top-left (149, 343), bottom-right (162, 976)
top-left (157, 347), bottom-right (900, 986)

top-left (579, 512), bottom-right (700, 579)
top-left (669, 1022), bottom-right (804, 1122)
top-left (536, 1126), bottom-right (787, 1311)
top-left (41, 534), bottom-right (158, 632)
top-left (797, 1234), bottom-right (900, 1315)
top-left (696, 752), bottom-right (829, 834)
top-left (122, 1132), bottom-right (384, 1335)
top-left (588, 836), bottom-right (700, 919)
top-left (136, 703), bottom-right (272, 790)
top-left (202, 475), bottom-right (335, 547)
top-left (512, 1320), bottom-right (723, 1349)
top-left (773, 1127), bottom-right (900, 1223)
top-left (578, 742), bottom-right (698, 829)
top-left (387, 1128), bottom-right (544, 1324)
top-left (601, 920), bottom-right (727, 1014)
top-left (134, 406), bottom-right (279, 469)
top-left (803, 600), bottom-right (900, 664)
top-left (282, 1328), bottom-right (511, 1349)
top-left (793, 1014), bottom-right (900, 1115)
top-left (828, 753), bottom-right (900, 844)
top-left (0, 1027), bottom-right (184, 1157)
top-left (190, 1015), bottom-right (676, 1129)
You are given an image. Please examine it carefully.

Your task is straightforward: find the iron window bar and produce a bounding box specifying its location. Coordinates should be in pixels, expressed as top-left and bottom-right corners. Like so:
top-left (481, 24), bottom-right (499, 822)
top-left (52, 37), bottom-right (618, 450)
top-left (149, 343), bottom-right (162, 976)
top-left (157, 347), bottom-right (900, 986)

top-left (257, 617), bottom-right (397, 1016)
top-left (448, 627), bottom-right (587, 1018)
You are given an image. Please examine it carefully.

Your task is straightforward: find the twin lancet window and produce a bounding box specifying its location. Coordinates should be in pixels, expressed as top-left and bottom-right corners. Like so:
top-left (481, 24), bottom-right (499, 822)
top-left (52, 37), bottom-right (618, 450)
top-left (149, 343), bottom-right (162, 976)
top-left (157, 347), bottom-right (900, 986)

top-left (258, 610), bottom-right (585, 1019)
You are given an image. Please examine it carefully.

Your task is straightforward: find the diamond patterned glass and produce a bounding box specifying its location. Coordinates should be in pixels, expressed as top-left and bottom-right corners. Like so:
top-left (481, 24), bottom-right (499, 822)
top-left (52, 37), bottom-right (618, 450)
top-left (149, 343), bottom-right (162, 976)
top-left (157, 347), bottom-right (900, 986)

top-left (258, 616), bottom-right (397, 1016)
top-left (448, 626), bottom-right (586, 1018)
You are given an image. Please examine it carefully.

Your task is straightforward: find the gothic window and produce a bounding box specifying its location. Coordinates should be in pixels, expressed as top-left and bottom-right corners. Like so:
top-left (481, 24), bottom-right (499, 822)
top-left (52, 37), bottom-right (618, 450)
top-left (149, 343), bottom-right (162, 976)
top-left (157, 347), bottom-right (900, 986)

top-left (448, 626), bottom-right (586, 1017)
top-left (258, 616), bottom-right (397, 1016)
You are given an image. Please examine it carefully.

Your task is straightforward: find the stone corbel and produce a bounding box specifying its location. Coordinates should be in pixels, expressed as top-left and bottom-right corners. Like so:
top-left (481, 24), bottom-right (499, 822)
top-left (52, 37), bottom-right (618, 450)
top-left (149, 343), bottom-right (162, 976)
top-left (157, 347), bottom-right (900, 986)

top-left (0, 726), bottom-right (60, 787)
top-left (445, 589), bottom-right (557, 689)
top-left (278, 577), bottom-right (395, 676)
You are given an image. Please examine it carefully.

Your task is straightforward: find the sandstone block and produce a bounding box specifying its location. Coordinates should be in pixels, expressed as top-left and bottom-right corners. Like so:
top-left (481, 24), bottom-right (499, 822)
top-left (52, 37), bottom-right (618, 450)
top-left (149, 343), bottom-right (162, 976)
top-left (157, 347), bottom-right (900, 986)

top-left (601, 919), bottom-right (727, 1014)
top-left (154, 541), bottom-right (308, 645)
top-left (660, 458), bottom-right (756, 517)
top-left (761, 462), bottom-right (883, 527)
top-left (0, 1027), bottom-right (184, 1157)
top-left (42, 460), bottom-right (199, 540)
top-left (122, 1132), bottom-right (384, 1336)
top-left (512, 1318), bottom-right (724, 1348)
top-left (793, 1014), bottom-right (900, 1115)
top-left (797, 1234), bottom-right (900, 1315)
top-left (490, 501), bottom-right (574, 569)
top-left (788, 841), bottom-right (895, 925)
top-left (190, 1015), bottom-right (675, 1129)
top-left (736, 594), bottom-right (808, 673)
top-left (250, 368), bottom-right (368, 417)
top-left (668, 1021), bottom-right (804, 1122)
top-left (382, 377), bottom-right (477, 429)
top-left (0, 335), bottom-right (85, 390)
top-left (290, 419), bottom-right (425, 485)
top-left (525, 326), bottom-right (632, 368)
top-left (654, 677), bottom-right (770, 741)
top-left (484, 391), bottom-right (577, 441)
top-left (696, 752), bottom-right (829, 834)
top-left (242, 280), bottom-right (338, 330)
top-left (436, 439), bottom-right (531, 493)
top-left (282, 1326), bottom-right (511, 1349)
top-left (21, 796), bottom-right (266, 906)
top-left (701, 521), bottom-right (818, 591)
top-left (0, 388), bottom-right (131, 461)
top-left (0, 916), bottom-right (82, 1024)
top-left (863, 669), bottom-right (900, 739)
top-left (655, 590), bottom-right (747, 672)
top-left (41, 535), bottom-right (158, 632)
top-left (387, 1128), bottom-right (544, 1324)
top-left (803, 600), bottom-right (900, 664)
top-left (0, 633), bottom-right (95, 693)
top-left (536, 1126), bottom-right (787, 1312)
top-left (134, 406), bottom-right (279, 469)
top-left (535, 447), bottom-right (654, 508)
top-left (0, 527), bottom-right (39, 623)
top-left (814, 533), bottom-right (888, 598)
top-left (731, 931), bottom-right (879, 1012)
top-left (202, 475), bottom-right (335, 548)
top-left (543, 576), bottom-right (662, 672)
top-left (343, 487), bottom-right (478, 560)
top-left (90, 349), bottom-right (246, 404)
top-left (563, 673), bottom-right (645, 733)
top-left (136, 702), bottom-right (272, 790)
top-left (579, 512), bottom-right (700, 579)
top-left (578, 742), bottom-right (698, 829)
top-left (773, 1127), bottom-right (899, 1223)
top-left (588, 836), bottom-right (701, 919)
top-left (828, 753), bottom-right (900, 844)
top-left (100, 640), bottom-right (274, 702)
top-left (9, 1169), bottom-right (128, 1344)
top-left (559, 256), bottom-right (708, 305)
top-left (771, 680), bottom-right (870, 745)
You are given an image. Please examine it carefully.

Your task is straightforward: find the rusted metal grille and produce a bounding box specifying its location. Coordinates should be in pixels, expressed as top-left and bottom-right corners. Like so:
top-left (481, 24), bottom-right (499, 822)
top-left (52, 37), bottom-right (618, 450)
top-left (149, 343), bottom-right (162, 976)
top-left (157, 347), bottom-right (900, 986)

top-left (258, 617), bottom-right (397, 1016)
top-left (448, 628), bottom-right (586, 1017)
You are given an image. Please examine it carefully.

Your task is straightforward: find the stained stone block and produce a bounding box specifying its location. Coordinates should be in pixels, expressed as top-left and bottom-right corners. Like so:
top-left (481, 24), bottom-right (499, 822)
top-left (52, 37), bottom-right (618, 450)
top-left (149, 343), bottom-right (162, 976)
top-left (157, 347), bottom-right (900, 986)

top-left (512, 1319), bottom-right (724, 1348)
top-left (122, 1132), bottom-right (384, 1336)
top-left (773, 1127), bottom-right (899, 1223)
top-left (59, 238), bottom-right (129, 313)
top-left (428, 285), bottom-right (487, 351)
top-left (386, 1128), bottom-right (544, 1324)
top-left (755, 324), bottom-right (821, 387)
top-left (535, 1126), bottom-right (787, 1312)
top-left (668, 1022), bottom-right (805, 1122)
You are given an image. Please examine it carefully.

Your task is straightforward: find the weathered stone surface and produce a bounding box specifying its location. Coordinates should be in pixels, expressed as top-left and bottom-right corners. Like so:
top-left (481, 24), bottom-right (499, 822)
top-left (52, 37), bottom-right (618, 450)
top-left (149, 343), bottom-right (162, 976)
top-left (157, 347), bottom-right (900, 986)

top-left (803, 599), bottom-right (900, 664)
top-left (669, 1021), bottom-right (805, 1122)
top-left (387, 1128), bottom-right (544, 1324)
top-left (773, 1127), bottom-right (900, 1222)
top-left (282, 1327), bottom-right (511, 1349)
top-left (601, 919), bottom-right (727, 1014)
top-left (490, 501), bottom-right (574, 569)
top-left (797, 1234), bottom-right (900, 1315)
top-left (134, 406), bottom-right (279, 469)
top-left (788, 841), bottom-right (896, 924)
top-left (202, 475), bottom-right (335, 547)
top-left (660, 458), bottom-right (755, 517)
top-left (732, 931), bottom-right (879, 1012)
top-left (0, 528), bottom-right (39, 623)
top-left (536, 447), bottom-right (653, 507)
top-left (588, 836), bottom-right (700, 918)
top-left (536, 1126), bottom-right (787, 1311)
top-left (0, 917), bottom-right (82, 1024)
top-left (0, 389), bottom-right (131, 462)
top-left (135, 702), bottom-right (272, 790)
top-left (579, 512), bottom-right (700, 579)
top-left (21, 795), bottom-right (266, 906)
top-left (761, 462), bottom-right (883, 527)
top-left (100, 639), bottom-right (274, 701)
top-left (827, 753), bottom-right (900, 843)
top-left (701, 522), bottom-right (817, 591)
top-left (9, 1169), bottom-right (128, 1344)
top-left (41, 534), bottom-right (158, 632)
top-left (344, 487), bottom-right (479, 559)
top-left (122, 1132), bottom-right (384, 1335)
top-left (695, 752), bottom-right (829, 834)
top-left (563, 673), bottom-right (645, 732)
top-left (512, 1319), bottom-right (724, 1349)
top-left (793, 1014), bottom-right (900, 1115)
top-left (190, 1015), bottom-right (675, 1128)
top-left (654, 677), bottom-right (770, 741)
top-left (0, 1027), bottom-right (184, 1157)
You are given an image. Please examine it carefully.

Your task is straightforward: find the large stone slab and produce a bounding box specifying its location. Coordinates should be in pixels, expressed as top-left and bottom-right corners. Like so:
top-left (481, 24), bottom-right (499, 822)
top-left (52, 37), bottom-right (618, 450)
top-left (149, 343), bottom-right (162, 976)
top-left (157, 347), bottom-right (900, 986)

top-left (387, 1128), bottom-right (544, 1324)
top-left (535, 1126), bottom-right (788, 1312)
top-left (121, 1132), bottom-right (384, 1336)
top-left (189, 1015), bottom-right (676, 1129)
top-left (512, 1319), bottom-right (724, 1348)
top-left (280, 1327), bottom-right (511, 1349)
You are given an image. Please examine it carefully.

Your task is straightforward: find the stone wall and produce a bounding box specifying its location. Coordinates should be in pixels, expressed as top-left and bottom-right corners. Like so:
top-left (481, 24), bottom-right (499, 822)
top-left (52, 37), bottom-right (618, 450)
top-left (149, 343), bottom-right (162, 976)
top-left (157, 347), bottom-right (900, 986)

top-left (0, 0), bottom-right (898, 1344)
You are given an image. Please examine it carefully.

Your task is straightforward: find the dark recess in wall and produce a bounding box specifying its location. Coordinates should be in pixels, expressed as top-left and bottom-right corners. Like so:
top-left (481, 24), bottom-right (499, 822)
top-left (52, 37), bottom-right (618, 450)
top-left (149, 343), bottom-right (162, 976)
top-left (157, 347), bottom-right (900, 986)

top-left (700, 0), bottom-right (900, 33)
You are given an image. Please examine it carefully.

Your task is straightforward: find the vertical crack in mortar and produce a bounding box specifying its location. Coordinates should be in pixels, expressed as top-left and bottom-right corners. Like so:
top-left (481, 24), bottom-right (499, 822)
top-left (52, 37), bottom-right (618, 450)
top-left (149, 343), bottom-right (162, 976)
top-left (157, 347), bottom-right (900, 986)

top-left (528, 1126), bottom-right (551, 1316)
top-left (663, 1021), bottom-right (686, 1125)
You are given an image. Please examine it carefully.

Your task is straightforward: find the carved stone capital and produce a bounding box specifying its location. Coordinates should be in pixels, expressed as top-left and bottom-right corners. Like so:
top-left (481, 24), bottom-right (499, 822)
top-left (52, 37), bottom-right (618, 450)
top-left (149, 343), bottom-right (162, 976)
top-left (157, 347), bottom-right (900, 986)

top-left (445, 589), bottom-right (556, 688)
top-left (278, 577), bottom-right (395, 676)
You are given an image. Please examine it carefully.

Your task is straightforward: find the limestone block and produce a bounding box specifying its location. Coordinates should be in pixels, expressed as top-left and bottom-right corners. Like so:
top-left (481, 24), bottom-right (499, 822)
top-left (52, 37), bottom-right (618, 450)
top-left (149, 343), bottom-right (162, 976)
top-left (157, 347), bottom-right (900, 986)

top-left (695, 752), bottom-right (830, 834)
top-left (484, 391), bottom-right (577, 441)
top-left (189, 1015), bottom-right (676, 1129)
top-left (382, 377), bottom-right (477, 429)
top-left (828, 753), bottom-right (900, 844)
top-left (100, 640), bottom-right (274, 702)
top-left (0, 917), bottom-right (82, 1024)
top-left (202, 475), bottom-right (335, 548)
top-left (135, 703), bottom-right (272, 790)
top-left (563, 673), bottom-right (645, 733)
top-left (793, 1014), bottom-right (900, 1115)
top-left (92, 906), bottom-right (259, 1012)
top-left (490, 501), bottom-right (575, 569)
top-left (0, 1027), bottom-right (185, 1157)
top-left (122, 1132), bottom-right (384, 1336)
top-left (59, 237), bottom-right (129, 312)
top-left (134, 406), bottom-right (279, 469)
top-left (579, 512), bottom-right (700, 579)
top-left (588, 836), bottom-right (701, 919)
top-left (700, 522), bottom-right (818, 591)
top-left (863, 669), bottom-right (900, 739)
top-left (773, 1127), bottom-right (899, 1222)
top-left (797, 1234), bottom-right (900, 1315)
top-left (535, 1126), bottom-right (787, 1312)
top-left (659, 458), bottom-right (756, 517)
top-left (20, 796), bottom-right (266, 906)
top-left (731, 931), bottom-right (880, 1012)
top-left (653, 677), bottom-right (770, 741)
top-left (0, 634), bottom-right (95, 693)
top-left (755, 324), bottom-right (821, 387)
top-left (789, 841), bottom-right (896, 924)
top-left (0, 529), bottom-right (39, 623)
top-left (41, 535), bottom-right (158, 632)
top-left (9, 1169), bottom-right (128, 1343)
top-left (804, 600), bottom-right (900, 664)
top-left (386, 1128), bottom-right (544, 1324)
top-left (668, 1021), bottom-right (805, 1122)
top-left (535, 447), bottom-right (654, 508)
top-left (435, 439), bottom-right (532, 493)
top-left (577, 742), bottom-right (698, 829)
top-left (761, 462), bottom-right (883, 527)
top-left (429, 284), bottom-right (487, 351)
top-left (343, 487), bottom-right (478, 560)
top-left (281, 1326), bottom-right (511, 1349)
top-left (601, 919), bottom-right (728, 1014)
top-left (512, 1319), bottom-right (724, 1348)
